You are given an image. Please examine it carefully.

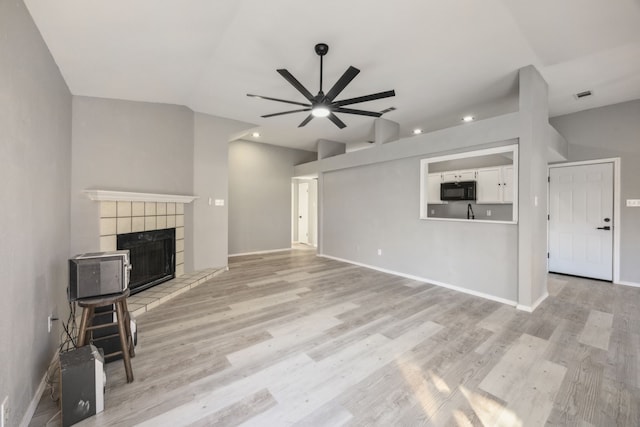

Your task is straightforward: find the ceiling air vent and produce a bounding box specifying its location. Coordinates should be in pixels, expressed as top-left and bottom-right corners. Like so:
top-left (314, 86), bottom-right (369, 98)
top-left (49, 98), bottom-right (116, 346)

top-left (575, 90), bottom-right (592, 99)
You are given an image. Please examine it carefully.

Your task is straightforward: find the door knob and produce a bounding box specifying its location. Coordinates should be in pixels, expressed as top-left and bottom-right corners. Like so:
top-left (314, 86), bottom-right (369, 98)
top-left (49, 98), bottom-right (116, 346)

top-left (597, 226), bottom-right (611, 230)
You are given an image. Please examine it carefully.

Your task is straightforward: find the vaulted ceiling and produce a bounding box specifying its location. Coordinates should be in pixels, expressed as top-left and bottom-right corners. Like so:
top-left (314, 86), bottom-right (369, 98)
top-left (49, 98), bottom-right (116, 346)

top-left (24, 0), bottom-right (640, 151)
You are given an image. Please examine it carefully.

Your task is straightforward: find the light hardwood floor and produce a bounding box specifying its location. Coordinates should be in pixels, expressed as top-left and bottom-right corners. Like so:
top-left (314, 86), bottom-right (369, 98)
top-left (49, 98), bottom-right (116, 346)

top-left (31, 249), bottom-right (640, 426)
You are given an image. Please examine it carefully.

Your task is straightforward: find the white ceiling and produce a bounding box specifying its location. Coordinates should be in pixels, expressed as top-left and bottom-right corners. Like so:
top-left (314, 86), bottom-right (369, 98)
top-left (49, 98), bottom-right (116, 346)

top-left (24, 0), bottom-right (640, 152)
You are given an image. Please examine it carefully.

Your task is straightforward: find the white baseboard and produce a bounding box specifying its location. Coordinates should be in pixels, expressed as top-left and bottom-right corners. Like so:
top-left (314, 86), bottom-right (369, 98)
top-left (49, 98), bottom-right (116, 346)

top-left (318, 254), bottom-right (518, 307)
top-left (20, 352), bottom-right (59, 427)
top-left (228, 248), bottom-right (292, 257)
top-left (516, 291), bottom-right (549, 313)
top-left (616, 280), bottom-right (640, 288)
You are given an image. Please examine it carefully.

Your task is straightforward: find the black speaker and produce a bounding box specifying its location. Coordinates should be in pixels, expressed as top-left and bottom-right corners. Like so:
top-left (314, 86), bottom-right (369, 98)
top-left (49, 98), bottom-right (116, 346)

top-left (60, 345), bottom-right (105, 427)
top-left (91, 305), bottom-right (137, 362)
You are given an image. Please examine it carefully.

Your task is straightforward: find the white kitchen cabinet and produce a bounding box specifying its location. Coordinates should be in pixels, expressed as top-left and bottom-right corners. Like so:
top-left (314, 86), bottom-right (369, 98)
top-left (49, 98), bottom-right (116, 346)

top-left (476, 166), bottom-right (513, 204)
top-left (502, 166), bottom-right (514, 203)
top-left (442, 169), bottom-right (476, 183)
top-left (427, 173), bottom-right (444, 204)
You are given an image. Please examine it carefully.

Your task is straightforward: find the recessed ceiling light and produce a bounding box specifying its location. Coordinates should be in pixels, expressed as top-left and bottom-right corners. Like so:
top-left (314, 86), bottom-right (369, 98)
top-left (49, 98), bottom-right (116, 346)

top-left (252, 132), bottom-right (260, 138)
top-left (462, 116), bottom-right (475, 122)
top-left (575, 90), bottom-right (592, 99)
top-left (413, 128), bottom-right (423, 135)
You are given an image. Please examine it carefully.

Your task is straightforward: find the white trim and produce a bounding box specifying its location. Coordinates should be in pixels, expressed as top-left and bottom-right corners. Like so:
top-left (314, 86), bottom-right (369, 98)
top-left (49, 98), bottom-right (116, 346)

top-left (547, 157), bottom-right (621, 283)
top-left (616, 280), bottom-right (640, 288)
top-left (425, 144), bottom-right (519, 164)
top-left (20, 352), bottom-right (59, 427)
top-left (84, 190), bottom-right (198, 203)
top-left (318, 254), bottom-right (518, 307)
top-left (516, 291), bottom-right (549, 313)
top-left (228, 248), bottom-right (292, 257)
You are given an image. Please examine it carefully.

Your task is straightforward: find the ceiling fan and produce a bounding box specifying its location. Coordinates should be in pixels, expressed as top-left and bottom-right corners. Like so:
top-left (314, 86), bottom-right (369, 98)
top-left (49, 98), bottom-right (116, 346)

top-left (247, 43), bottom-right (396, 129)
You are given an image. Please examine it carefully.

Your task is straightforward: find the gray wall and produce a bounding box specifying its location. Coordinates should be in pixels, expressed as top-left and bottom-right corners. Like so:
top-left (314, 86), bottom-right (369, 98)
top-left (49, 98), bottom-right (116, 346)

top-left (517, 66), bottom-right (551, 307)
top-left (228, 140), bottom-right (315, 255)
top-left (0, 1), bottom-right (72, 425)
top-left (550, 100), bottom-right (640, 284)
top-left (322, 157), bottom-right (518, 301)
top-left (193, 114), bottom-right (253, 269)
top-left (70, 97), bottom-right (194, 265)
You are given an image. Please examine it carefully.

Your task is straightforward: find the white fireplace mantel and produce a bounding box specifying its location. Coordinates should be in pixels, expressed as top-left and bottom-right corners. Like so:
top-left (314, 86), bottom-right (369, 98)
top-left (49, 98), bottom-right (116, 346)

top-left (84, 190), bottom-right (198, 204)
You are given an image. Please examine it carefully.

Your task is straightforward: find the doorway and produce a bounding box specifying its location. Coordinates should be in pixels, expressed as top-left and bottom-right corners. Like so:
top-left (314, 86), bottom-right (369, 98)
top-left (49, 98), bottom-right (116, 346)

top-left (293, 179), bottom-right (317, 247)
top-left (548, 160), bottom-right (617, 281)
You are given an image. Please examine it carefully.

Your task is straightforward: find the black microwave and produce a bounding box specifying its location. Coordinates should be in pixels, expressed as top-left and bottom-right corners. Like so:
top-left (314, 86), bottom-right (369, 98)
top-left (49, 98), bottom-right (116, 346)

top-left (441, 181), bottom-right (476, 201)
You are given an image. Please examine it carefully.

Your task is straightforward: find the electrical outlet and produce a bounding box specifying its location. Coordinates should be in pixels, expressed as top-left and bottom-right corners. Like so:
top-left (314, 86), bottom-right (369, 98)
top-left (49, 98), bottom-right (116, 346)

top-left (377, 249), bottom-right (382, 256)
top-left (486, 210), bottom-right (492, 217)
top-left (1, 395), bottom-right (9, 427)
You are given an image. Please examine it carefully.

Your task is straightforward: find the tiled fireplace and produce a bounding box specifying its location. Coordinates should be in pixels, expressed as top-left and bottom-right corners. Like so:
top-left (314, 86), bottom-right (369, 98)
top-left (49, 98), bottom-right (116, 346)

top-left (85, 190), bottom-right (225, 316)
top-left (98, 200), bottom-right (186, 277)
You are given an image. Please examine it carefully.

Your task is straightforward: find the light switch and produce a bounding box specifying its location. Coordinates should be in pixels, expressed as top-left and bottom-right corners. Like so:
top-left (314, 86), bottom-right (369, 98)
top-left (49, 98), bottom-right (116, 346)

top-left (214, 199), bottom-right (225, 206)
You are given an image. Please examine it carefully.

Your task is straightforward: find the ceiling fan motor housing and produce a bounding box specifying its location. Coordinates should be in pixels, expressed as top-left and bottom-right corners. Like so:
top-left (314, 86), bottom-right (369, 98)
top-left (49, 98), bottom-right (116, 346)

top-left (315, 43), bottom-right (329, 56)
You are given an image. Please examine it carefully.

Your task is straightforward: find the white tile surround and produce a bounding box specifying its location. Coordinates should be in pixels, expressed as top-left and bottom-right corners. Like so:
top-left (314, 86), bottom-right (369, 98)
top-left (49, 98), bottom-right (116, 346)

top-left (99, 200), bottom-right (185, 276)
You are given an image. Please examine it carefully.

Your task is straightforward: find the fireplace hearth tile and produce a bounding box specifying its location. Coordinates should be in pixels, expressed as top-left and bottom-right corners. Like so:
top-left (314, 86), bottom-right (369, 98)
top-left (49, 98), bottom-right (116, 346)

top-left (167, 202), bottom-right (176, 215)
top-left (117, 217), bottom-right (132, 234)
top-left (100, 218), bottom-right (116, 236)
top-left (167, 215), bottom-right (176, 228)
top-left (145, 202), bottom-right (156, 216)
top-left (157, 202), bottom-right (167, 215)
top-left (132, 217), bottom-right (145, 232)
top-left (157, 216), bottom-right (167, 229)
top-left (131, 201), bottom-right (144, 216)
top-left (100, 201), bottom-right (117, 218)
top-left (144, 216), bottom-right (156, 231)
top-left (176, 203), bottom-right (184, 215)
top-left (176, 215), bottom-right (184, 227)
top-left (100, 235), bottom-right (116, 252)
top-left (117, 201), bottom-right (132, 217)
top-left (176, 227), bottom-right (184, 239)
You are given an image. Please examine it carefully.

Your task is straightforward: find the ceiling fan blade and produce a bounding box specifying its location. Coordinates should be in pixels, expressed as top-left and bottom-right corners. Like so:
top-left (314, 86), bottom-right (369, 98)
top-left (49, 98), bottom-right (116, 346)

top-left (277, 69), bottom-right (315, 101)
top-left (324, 66), bottom-right (360, 102)
top-left (333, 90), bottom-right (396, 107)
top-left (298, 115), bottom-right (314, 127)
top-left (327, 113), bottom-right (347, 129)
top-left (247, 94), bottom-right (311, 107)
top-left (261, 108), bottom-right (311, 118)
top-left (333, 107), bottom-right (382, 117)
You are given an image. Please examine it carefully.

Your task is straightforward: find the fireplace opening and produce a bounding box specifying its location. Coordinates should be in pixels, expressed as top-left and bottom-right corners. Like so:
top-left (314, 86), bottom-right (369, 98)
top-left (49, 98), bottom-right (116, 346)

top-left (117, 228), bottom-right (175, 294)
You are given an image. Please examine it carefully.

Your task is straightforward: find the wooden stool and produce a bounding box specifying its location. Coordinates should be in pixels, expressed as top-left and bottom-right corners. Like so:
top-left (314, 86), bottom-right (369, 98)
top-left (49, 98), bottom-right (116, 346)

top-left (77, 289), bottom-right (135, 383)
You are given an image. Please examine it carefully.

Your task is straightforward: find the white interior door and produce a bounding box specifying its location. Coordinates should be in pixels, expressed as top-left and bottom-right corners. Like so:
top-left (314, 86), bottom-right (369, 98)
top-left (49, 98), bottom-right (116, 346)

top-left (548, 162), bottom-right (613, 280)
top-left (298, 182), bottom-right (309, 244)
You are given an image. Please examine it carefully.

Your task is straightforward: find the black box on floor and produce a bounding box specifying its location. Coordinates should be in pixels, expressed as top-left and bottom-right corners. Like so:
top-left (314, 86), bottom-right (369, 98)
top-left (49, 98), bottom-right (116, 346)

top-left (60, 345), bottom-right (105, 427)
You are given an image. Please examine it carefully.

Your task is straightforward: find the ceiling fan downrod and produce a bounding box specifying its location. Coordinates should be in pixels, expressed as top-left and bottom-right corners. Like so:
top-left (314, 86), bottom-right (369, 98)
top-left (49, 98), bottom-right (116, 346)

top-left (315, 43), bottom-right (329, 97)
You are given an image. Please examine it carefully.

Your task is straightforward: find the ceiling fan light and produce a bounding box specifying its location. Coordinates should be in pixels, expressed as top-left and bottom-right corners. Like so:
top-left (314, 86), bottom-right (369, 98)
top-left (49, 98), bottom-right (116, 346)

top-left (311, 106), bottom-right (330, 117)
top-left (462, 115), bottom-right (475, 122)
top-left (413, 128), bottom-right (423, 135)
